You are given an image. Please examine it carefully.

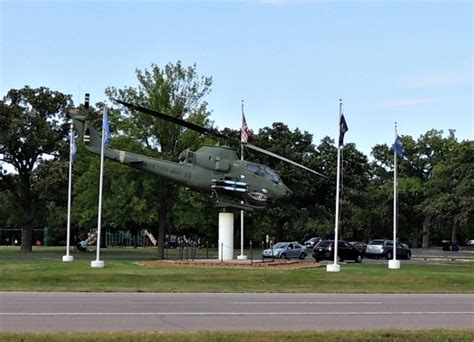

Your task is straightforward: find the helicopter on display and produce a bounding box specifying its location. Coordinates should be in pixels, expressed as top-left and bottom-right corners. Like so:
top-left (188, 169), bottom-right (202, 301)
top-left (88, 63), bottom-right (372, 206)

top-left (69, 99), bottom-right (324, 211)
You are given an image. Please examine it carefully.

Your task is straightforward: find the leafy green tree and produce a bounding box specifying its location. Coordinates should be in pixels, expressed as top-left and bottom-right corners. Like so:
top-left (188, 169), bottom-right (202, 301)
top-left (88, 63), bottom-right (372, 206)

top-left (369, 130), bottom-right (460, 247)
top-left (0, 87), bottom-right (71, 251)
top-left (337, 143), bottom-right (371, 240)
top-left (244, 123), bottom-right (326, 241)
top-left (421, 140), bottom-right (474, 244)
top-left (105, 62), bottom-right (213, 259)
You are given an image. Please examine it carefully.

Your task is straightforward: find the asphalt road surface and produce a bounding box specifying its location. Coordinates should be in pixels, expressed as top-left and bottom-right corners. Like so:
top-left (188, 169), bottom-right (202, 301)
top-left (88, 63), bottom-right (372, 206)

top-left (1, 293), bottom-right (473, 332)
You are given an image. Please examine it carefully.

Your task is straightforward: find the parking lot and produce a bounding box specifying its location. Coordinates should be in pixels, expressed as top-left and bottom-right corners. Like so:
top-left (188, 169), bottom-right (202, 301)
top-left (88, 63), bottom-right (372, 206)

top-left (308, 248), bottom-right (474, 265)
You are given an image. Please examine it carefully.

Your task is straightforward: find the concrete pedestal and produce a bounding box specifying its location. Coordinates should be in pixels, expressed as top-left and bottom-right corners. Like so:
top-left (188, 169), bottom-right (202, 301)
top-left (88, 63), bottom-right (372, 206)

top-left (326, 263), bottom-right (341, 272)
top-left (388, 259), bottom-right (400, 269)
top-left (91, 260), bottom-right (105, 268)
top-left (218, 212), bottom-right (234, 261)
top-left (62, 255), bottom-right (74, 262)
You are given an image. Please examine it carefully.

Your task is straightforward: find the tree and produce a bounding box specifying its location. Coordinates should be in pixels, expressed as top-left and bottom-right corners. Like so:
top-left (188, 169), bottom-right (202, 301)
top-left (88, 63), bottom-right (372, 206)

top-left (0, 87), bottom-right (71, 251)
top-left (105, 62), bottom-right (213, 259)
top-left (369, 130), bottom-right (460, 247)
top-left (421, 141), bottom-right (474, 244)
top-left (245, 123), bottom-right (325, 241)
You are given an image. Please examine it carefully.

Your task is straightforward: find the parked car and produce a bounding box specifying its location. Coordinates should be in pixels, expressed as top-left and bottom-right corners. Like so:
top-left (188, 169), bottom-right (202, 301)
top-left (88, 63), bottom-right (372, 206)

top-left (262, 242), bottom-right (307, 260)
top-left (304, 237), bottom-right (324, 249)
top-left (349, 241), bottom-right (367, 255)
top-left (312, 240), bottom-right (363, 263)
top-left (365, 239), bottom-right (411, 259)
top-left (465, 239), bottom-right (474, 246)
top-left (397, 237), bottom-right (412, 249)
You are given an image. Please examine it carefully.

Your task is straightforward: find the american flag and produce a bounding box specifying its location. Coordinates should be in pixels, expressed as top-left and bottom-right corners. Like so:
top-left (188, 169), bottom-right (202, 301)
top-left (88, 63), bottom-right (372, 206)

top-left (241, 112), bottom-right (249, 143)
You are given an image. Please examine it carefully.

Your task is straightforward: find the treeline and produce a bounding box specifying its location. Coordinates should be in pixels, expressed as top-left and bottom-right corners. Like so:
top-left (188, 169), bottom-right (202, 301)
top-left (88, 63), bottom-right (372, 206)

top-left (0, 62), bottom-right (472, 255)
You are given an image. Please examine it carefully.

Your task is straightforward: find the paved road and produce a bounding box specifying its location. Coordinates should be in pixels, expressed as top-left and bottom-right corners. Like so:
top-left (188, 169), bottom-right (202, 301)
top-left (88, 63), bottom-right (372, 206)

top-left (1, 293), bottom-right (473, 332)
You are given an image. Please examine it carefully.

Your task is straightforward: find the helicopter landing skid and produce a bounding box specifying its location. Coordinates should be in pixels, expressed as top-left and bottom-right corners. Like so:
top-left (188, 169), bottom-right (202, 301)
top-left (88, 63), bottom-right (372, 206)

top-left (208, 191), bottom-right (256, 211)
top-left (213, 199), bottom-right (256, 212)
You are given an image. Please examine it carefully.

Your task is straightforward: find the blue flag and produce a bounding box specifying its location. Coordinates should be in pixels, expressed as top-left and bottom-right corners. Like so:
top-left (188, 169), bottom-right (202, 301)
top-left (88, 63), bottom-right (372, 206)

top-left (392, 135), bottom-right (405, 157)
top-left (338, 114), bottom-right (348, 146)
top-left (70, 130), bottom-right (77, 161)
top-left (103, 108), bottom-right (111, 146)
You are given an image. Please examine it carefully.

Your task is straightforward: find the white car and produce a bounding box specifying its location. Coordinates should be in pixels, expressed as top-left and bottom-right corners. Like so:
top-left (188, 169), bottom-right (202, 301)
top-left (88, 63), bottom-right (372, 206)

top-left (466, 239), bottom-right (474, 246)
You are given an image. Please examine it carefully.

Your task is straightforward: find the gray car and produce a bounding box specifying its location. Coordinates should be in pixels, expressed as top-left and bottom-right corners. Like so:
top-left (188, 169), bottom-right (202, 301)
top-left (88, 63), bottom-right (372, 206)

top-left (262, 241), bottom-right (307, 260)
top-left (365, 239), bottom-right (411, 259)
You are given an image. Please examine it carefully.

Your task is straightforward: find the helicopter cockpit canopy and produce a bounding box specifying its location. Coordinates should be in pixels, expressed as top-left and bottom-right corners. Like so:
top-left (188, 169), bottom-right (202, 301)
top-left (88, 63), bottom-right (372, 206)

top-left (246, 163), bottom-right (282, 185)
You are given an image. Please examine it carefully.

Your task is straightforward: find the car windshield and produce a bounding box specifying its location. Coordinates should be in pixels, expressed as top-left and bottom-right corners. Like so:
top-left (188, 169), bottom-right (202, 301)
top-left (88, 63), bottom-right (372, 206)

top-left (273, 243), bottom-right (287, 249)
top-left (369, 240), bottom-right (384, 245)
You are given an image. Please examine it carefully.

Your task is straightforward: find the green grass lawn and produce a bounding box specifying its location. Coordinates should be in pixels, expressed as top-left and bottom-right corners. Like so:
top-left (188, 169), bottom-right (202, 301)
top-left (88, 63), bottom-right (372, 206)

top-left (0, 254), bottom-right (472, 293)
top-left (1, 248), bottom-right (473, 340)
top-left (1, 330), bottom-right (473, 342)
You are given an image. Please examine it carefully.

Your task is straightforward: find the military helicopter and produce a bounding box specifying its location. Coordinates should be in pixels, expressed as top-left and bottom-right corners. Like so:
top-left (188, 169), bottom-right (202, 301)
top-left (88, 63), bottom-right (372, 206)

top-left (69, 99), bottom-right (324, 211)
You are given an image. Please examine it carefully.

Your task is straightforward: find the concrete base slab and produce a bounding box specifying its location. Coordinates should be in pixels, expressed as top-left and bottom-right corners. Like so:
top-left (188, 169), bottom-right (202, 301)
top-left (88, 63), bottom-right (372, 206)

top-left (62, 255), bottom-right (74, 262)
top-left (91, 260), bottom-right (104, 268)
top-left (326, 263), bottom-right (340, 272)
top-left (388, 259), bottom-right (401, 269)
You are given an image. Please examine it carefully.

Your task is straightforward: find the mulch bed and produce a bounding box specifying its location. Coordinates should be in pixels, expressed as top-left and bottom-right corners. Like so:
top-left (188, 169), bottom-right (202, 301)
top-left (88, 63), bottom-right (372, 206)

top-left (138, 259), bottom-right (323, 269)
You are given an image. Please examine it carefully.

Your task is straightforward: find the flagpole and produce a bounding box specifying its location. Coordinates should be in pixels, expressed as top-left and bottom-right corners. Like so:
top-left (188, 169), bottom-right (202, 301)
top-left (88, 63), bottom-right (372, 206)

top-left (339, 146), bottom-right (344, 236)
top-left (327, 99), bottom-right (343, 273)
top-left (62, 122), bottom-right (74, 262)
top-left (237, 99), bottom-right (247, 260)
top-left (91, 106), bottom-right (107, 269)
top-left (389, 122), bottom-right (401, 269)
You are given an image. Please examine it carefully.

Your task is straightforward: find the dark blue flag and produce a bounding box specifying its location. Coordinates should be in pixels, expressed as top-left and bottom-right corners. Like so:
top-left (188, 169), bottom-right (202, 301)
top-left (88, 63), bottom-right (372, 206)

top-left (338, 114), bottom-right (348, 146)
top-left (392, 135), bottom-right (405, 157)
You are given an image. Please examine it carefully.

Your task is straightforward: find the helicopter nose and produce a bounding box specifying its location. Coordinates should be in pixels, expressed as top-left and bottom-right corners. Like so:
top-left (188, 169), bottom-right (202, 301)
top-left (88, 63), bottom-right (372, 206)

top-left (281, 184), bottom-right (292, 198)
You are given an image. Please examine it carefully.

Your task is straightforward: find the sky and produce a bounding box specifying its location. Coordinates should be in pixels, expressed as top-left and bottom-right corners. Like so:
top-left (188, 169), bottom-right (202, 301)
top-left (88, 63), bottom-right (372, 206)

top-left (1, 0), bottom-right (472, 158)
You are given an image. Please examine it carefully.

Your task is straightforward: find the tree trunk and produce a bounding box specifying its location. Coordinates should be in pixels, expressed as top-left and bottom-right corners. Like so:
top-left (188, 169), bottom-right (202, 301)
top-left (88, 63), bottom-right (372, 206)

top-left (411, 226), bottom-right (420, 249)
top-left (451, 219), bottom-right (458, 243)
top-left (421, 215), bottom-right (432, 248)
top-left (20, 223), bottom-right (33, 252)
top-left (100, 226), bottom-right (107, 248)
top-left (19, 174), bottom-right (36, 252)
top-left (275, 217), bottom-right (287, 241)
top-left (156, 204), bottom-right (167, 260)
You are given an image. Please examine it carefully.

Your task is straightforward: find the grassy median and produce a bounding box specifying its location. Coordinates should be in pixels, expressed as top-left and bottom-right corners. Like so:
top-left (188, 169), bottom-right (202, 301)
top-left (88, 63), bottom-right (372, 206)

top-left (0, 257), bottom-right (472, 293)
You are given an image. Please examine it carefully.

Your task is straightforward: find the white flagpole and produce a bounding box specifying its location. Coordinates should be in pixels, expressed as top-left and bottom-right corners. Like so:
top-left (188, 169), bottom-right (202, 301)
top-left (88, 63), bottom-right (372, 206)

top-left (91, 107), bottom-right (107, 269)
top-left (62, 122), bottom-right (74, 262)
top-left (327, 99), bottom-right (343, 272)
top-left (389, 122), bottom-right (401, 269)
top-left (237, 99), bottom-right (247, 260)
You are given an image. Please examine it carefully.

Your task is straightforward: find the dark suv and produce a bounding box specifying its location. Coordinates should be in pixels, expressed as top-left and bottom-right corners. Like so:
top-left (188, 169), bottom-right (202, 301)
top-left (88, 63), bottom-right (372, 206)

top-left (365, 239), bottom-right (411, 259)
top-left (312, 240), bottom-right (363, 263)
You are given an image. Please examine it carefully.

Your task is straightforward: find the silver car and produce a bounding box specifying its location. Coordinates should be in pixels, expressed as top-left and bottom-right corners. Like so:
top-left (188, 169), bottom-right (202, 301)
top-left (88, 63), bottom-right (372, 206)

top-left (366, 239), bottom-right (411, 259)
top-left (304, 237), bottom-right (323, 249)
top-left (262, 241), bottom-right (307, 260)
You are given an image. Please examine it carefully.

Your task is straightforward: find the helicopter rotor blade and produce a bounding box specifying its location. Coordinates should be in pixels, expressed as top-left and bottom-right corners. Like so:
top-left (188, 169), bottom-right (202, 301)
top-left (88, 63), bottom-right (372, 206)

top-left (245, 143), bottom-right (326, 178)
top-left (115, 100), bottom-right (325, 177)
top-left (114, 99), bottom-right (235, 142)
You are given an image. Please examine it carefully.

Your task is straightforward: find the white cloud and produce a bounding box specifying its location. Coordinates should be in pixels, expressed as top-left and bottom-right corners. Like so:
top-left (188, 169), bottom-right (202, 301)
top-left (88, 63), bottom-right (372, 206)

top-left (377, 98), bottom-right (433, 108)
top-left (401, 72), bottom-right (471, 88)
